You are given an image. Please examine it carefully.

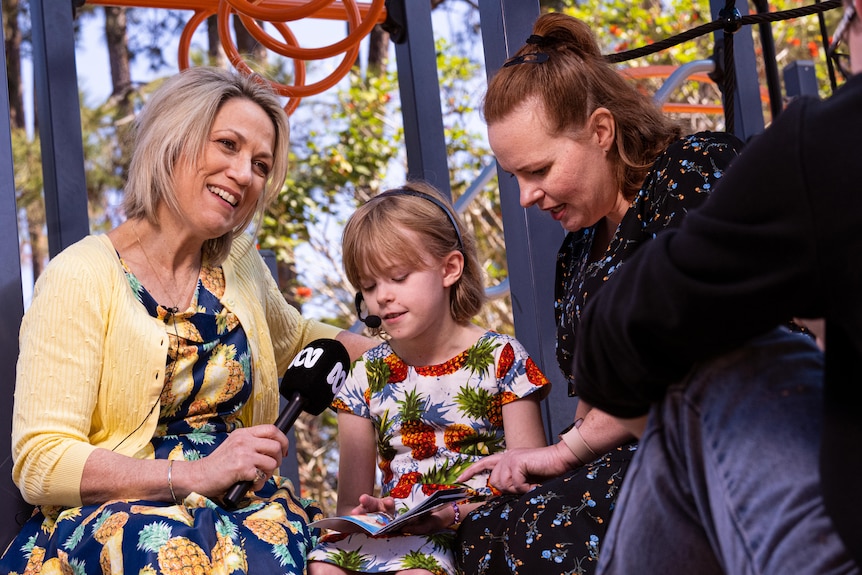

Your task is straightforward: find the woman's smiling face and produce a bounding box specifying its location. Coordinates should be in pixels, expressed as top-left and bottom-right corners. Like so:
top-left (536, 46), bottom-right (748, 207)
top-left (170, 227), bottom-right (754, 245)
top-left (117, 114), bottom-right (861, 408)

top-left (171, 97), bottom-right (275, 242)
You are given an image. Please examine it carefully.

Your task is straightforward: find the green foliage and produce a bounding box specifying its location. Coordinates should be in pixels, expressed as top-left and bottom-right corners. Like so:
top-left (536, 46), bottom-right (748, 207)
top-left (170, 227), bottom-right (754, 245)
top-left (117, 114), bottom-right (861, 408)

top-left (10, 129), bottom-right (43, 209)
top-left (437, 37), bottom-right (491, 189)
top-left (258, 69), bottom-right (401, 266)
top-left (561, 0), bottom-right (845, 114)
top-left (566, 0), bottom-right (713, 64)
top-left (79, 92), bottom-right (142, 232)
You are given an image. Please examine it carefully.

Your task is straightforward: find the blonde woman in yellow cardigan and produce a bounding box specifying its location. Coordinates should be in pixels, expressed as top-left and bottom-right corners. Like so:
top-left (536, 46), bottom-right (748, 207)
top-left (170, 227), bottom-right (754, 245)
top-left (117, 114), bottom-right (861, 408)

top-left (1, 67), bottom-right (371, 575)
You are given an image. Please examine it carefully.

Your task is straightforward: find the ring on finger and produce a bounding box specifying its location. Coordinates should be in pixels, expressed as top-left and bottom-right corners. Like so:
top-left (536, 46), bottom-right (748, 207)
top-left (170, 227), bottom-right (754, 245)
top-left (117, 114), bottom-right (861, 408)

top-left (255, 469), bottom-right (266, 482)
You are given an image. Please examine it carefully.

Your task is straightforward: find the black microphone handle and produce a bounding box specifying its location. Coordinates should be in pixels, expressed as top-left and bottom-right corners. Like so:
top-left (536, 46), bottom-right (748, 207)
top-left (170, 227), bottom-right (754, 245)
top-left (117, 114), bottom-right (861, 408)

top-left (273, 393), bottom-right (308, 433)
top-left (222, 393), bottom-right (308, 509)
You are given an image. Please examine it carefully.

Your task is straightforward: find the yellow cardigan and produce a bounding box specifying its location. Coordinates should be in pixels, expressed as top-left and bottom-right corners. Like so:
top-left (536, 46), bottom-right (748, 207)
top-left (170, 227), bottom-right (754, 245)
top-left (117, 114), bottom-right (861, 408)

top-left (13, 233), bottom-right (340, 506)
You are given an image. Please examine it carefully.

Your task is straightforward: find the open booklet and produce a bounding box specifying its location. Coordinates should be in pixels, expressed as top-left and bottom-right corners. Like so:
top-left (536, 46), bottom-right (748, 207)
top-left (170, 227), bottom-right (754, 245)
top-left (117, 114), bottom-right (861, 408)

top-left (309, 486), bottom-right (480, 536)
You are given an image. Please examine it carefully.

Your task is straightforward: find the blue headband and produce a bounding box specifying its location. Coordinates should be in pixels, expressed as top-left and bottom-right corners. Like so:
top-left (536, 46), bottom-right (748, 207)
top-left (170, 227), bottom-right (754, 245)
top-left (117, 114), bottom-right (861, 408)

top-left (374, 188), bottom-right (464, 252)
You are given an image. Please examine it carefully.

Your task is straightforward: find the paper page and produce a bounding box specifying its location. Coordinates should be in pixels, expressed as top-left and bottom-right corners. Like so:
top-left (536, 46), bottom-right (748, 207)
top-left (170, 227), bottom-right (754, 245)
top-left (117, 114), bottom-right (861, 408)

top-left (309, 486), bottom-right (476, 536)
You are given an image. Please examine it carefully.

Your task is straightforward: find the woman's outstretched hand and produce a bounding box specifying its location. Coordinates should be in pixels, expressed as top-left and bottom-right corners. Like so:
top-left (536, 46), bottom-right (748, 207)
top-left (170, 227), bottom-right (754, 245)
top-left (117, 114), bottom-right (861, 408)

top-left (456, 442), bottom-right (579, 494)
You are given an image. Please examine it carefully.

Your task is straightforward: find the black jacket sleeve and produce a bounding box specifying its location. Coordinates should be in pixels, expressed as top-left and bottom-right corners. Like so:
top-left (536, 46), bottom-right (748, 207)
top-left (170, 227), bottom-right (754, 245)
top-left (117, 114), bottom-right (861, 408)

top-left (572, 98), bottom-right (826, 418)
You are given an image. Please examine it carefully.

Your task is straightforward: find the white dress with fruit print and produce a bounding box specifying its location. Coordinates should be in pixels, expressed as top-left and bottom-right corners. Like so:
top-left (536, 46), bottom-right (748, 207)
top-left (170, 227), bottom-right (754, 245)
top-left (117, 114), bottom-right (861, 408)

top-left (307, 331), bottom-right (551, 575)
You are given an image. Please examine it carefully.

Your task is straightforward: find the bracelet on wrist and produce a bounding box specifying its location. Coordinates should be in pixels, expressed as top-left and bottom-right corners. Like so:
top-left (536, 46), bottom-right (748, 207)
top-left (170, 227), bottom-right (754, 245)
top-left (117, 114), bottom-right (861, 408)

top-left (559, 424), bottom-right (598, 465)
top-left (167, 460), bottom-right (181, 505)
top-left (449, 501), bottom-right (462, 529)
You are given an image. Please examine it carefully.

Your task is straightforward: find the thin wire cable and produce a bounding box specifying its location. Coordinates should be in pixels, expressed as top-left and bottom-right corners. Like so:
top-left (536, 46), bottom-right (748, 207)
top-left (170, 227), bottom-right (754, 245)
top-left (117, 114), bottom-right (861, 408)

top-left (112, 310), bottom-right (180, 452)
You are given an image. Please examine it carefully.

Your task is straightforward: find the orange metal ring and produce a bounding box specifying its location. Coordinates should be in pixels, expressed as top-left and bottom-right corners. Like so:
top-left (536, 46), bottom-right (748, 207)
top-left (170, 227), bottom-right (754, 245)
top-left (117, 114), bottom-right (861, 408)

top-left (234, 15), bottom-right (361, 96)
top-left (88, 0), bottom-right (386, 115)
top-left (235, 8), bottom-right (362, 61)
top-left (85, 0), bottom-right (385, 22)
top-left (237, 0), bottom-right (384, 60)
top-left (177, 9), bottom-right (215, 70)
top-left (217, 2), bottom-right (361, 108)
top-left (224, 0), bottom-right (337, 21)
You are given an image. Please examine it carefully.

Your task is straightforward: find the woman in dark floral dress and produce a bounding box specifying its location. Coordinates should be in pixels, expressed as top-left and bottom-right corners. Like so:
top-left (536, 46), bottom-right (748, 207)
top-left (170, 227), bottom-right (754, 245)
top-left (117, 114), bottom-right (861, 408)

top-left (456, 13), bottom-right (743, 575)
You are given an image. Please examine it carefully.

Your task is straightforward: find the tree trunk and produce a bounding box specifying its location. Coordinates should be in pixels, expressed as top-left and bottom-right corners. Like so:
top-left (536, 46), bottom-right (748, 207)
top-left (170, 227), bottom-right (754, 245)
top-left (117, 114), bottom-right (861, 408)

top-left (3, 0), bottom-right (25, 130)
top-left (104, 7), bottom-right (131, 107)
top-left (26, 205), bottom-right (45, 281)
top-left (366, 24), bottom-right (390, 75)
top-left (234, 16), bottom-right (267, 65)
top-left (206, 15), bottom-right (226, 68)
top-left (104, 6), bottom-right (134, 184)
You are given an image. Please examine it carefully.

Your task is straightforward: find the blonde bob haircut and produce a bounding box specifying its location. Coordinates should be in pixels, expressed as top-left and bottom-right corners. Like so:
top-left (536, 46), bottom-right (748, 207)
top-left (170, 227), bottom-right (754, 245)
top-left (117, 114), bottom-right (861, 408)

top-left (122, 66), bottom-right (290, 265)
top-left (342, 181), bottom-right (486, 325)
top-left (484, 13), bottom-right (680, 201)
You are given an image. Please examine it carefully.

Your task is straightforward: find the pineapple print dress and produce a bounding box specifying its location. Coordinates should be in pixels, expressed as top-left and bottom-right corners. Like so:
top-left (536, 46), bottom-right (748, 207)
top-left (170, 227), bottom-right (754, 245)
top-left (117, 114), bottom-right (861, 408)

top-left (307, 331), bottom-right (550, 575)
top-left (455, 132), bottom-right (744, 575)
top-left (0, 263), bottom-right (322, 575)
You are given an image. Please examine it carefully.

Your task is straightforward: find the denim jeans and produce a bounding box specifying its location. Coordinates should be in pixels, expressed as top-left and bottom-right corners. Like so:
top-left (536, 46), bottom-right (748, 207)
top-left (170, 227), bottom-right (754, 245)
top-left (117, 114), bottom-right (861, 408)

top-left (597, 328), bottom-right (859, 575)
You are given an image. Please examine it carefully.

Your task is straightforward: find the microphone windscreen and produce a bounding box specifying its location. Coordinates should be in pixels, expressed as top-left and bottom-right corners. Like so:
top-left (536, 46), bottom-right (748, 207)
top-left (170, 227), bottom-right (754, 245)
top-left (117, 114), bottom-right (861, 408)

top-left (279, 339), bottom-right (350, 415)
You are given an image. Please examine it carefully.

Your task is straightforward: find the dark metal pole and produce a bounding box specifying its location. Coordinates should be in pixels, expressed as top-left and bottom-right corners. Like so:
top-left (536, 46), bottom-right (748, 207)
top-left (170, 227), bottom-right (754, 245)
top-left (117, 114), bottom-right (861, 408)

top-left (0, 10), bottom-right (34, 550)
top-left (478, 0), bottom-right (568, 441)
top-left (752, 0), bottom-right (784, 120)
top-left (710, 0), bottom-right (766, 140)
top-left (31, 0), bottom-right (90, 255)
top-left (386, 0), bottom-right (452, 196)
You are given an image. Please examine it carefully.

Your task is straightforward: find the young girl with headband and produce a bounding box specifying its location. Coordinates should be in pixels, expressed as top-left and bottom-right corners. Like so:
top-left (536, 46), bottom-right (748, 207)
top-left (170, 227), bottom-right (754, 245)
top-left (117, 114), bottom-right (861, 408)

top-left (307, 182), bottom-right (550, 575)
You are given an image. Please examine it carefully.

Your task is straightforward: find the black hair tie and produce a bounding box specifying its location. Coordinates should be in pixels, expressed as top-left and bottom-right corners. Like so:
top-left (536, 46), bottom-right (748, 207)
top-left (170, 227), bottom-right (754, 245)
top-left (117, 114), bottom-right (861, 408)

top-left (525, 34), bottom-right (562, 47)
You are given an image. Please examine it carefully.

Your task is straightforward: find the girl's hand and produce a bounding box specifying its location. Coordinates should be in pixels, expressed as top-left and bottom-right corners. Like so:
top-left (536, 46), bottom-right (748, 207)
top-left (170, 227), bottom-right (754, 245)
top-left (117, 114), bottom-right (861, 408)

top-left (392, 504), bottom-right (455, 535)
top-left (181, 424), bottom-right (289, 499)
top-left (351, 493), bottom-right (396, 516)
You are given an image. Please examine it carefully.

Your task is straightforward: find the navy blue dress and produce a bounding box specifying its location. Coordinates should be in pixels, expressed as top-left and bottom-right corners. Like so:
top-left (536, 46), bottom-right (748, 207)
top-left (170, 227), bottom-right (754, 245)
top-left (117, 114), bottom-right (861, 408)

top-left (0, 263), bottom-right (322, 575)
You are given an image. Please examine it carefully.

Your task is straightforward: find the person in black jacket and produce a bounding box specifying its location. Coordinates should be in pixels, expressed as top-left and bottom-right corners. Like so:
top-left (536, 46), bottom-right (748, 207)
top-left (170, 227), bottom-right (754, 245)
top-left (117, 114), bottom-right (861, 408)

top-left (573, 0), bottom-right (862, 572)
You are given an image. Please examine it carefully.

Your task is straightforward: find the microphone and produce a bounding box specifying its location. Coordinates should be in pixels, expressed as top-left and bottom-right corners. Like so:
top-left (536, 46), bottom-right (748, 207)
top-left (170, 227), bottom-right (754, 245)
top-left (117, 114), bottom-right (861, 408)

top-left (354, 292), bottom-right (382, 329)
top-left (222, 338), bottom-right (350, 509)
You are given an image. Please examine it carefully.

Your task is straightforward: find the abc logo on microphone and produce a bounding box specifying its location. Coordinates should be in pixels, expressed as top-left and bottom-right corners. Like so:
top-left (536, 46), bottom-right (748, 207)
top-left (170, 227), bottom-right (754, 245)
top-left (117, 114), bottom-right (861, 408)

top-left (287, 342), bottom-right (348, 398)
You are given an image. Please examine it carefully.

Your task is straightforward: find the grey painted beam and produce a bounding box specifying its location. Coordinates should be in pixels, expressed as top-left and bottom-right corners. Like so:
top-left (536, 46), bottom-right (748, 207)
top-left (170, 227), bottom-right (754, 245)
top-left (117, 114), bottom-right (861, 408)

top-left (389, 0), bottom-right (452, 196)
top-left (31, 0), bottom-right (90, 255)
top-left (0, 12), bottom-right (34, 550)
top-left (478, 0), bottom-right (569, 442)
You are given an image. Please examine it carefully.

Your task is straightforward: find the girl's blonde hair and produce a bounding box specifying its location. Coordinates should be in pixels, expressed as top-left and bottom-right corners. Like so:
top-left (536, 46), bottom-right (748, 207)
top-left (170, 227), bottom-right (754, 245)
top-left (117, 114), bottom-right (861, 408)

top-left (342, 182), bottom-right (485, 324)
top-left (484, 13), bottom-right (680, 200)
top-left (122, 67), bottom-right (290, 264)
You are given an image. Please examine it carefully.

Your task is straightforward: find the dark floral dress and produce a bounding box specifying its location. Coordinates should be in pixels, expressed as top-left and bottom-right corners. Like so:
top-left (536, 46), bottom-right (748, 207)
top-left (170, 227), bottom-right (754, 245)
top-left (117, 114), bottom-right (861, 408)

top-left (0, 263), bottom-right (322, 575)
top-left (456, 132), bottom-right (744, 575)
